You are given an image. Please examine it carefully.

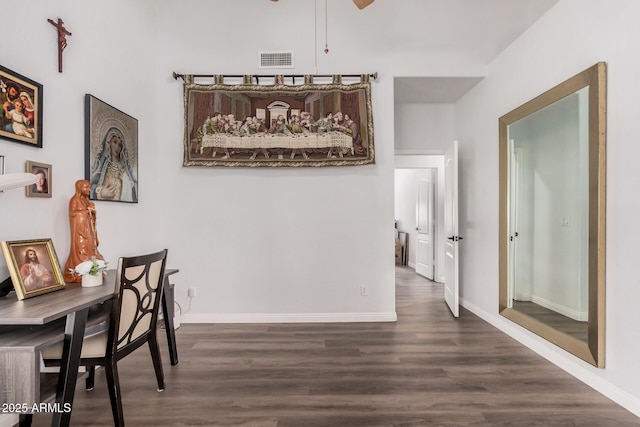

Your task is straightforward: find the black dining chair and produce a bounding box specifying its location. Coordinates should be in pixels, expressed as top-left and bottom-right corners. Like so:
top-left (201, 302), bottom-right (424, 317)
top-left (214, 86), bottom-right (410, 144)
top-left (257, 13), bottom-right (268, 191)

top-left (42, 249), bottom-right (168, 426)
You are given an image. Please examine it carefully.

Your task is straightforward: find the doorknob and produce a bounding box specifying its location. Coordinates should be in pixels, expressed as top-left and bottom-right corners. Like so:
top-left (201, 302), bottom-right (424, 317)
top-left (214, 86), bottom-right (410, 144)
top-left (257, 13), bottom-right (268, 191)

top-left (447, 236), bottom-right (464, 241)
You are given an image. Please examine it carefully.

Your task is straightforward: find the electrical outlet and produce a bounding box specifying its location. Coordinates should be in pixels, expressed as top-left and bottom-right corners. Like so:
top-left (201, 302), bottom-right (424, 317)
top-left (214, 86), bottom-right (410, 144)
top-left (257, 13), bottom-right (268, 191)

top-left (188, 287), bottom-right (197, 298)
top-left (360, 285), bottom-right (368, 296)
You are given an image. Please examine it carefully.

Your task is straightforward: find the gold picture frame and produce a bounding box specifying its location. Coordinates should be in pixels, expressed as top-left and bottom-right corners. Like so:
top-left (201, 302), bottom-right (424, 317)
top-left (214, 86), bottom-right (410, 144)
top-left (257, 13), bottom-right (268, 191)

top-left (25, 160), bottom-right (52, 198)
top-left (1, 238), bottom-right (65, 300)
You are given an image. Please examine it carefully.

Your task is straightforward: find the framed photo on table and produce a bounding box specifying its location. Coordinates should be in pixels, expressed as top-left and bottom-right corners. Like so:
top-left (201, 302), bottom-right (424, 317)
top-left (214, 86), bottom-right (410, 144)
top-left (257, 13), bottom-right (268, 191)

top-left (25, 160), bottom-right (52, 198)
top-left (0, 65), bottom-right (43, 148)
top-left (0, 238), bottom-right (65, 300)
top-left (85, 94), bottom-right (138, 203)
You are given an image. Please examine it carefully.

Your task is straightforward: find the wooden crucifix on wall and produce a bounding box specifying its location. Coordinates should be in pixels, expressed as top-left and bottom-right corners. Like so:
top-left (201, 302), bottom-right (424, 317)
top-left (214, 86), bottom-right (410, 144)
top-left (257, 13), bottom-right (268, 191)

top-left (48, 18), bottom-right (72, 73)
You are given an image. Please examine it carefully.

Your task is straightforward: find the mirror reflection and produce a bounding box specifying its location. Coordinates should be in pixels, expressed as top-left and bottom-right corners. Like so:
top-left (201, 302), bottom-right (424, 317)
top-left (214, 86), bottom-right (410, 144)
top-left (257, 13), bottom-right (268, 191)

top-left (508, 87), bottom-right (590, 343)
top-left (499, 62), bottom-right (606, 367)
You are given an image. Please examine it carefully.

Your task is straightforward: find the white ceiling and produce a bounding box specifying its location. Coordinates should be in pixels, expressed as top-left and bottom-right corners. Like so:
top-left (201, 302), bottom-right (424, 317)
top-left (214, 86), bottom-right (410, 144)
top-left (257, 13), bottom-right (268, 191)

top-left (265, 0), bottom-right (559, 103)
top-left (381, 0), bottom-right (559, 103)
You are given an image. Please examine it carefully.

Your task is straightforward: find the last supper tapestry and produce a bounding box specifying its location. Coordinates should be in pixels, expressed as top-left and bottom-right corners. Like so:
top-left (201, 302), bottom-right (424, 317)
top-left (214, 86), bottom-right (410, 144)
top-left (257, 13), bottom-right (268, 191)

top-left (181, 75), bottom-right (374, 168)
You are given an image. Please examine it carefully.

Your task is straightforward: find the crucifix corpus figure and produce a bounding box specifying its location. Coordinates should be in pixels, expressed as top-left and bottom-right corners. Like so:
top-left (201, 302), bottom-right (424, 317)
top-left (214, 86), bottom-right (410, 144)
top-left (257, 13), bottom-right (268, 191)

top-left (47, 18), bottom-right (72, 73)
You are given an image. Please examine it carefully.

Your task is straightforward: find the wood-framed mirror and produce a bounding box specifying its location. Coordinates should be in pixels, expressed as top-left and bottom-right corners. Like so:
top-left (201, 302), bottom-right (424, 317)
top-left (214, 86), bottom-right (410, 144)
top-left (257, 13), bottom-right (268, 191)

top-left (498, 62), bottom-right (606, 367)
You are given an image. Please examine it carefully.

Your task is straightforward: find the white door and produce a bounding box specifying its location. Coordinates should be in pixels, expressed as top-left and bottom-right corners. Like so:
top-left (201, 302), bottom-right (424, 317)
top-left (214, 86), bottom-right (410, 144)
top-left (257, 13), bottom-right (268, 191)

top-left (415, 173), bottom-right (434, 280)
top-left (444, 140), bottom-right (460, 317)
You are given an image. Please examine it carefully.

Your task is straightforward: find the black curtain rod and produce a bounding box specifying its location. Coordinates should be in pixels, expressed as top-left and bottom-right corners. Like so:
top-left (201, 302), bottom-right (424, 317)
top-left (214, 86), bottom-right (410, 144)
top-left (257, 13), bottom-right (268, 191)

top-left (172, 72), bottom-right (377, 81)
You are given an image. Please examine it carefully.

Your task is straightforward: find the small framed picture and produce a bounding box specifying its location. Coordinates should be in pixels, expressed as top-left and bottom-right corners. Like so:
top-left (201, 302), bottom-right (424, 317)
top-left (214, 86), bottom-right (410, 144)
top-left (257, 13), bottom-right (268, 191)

top-left (25, 160), bottom-right (52, 198)
top-left (0, 65), bottom-right (43, 148)
top-left (1, 238), bottom-right (65, 300)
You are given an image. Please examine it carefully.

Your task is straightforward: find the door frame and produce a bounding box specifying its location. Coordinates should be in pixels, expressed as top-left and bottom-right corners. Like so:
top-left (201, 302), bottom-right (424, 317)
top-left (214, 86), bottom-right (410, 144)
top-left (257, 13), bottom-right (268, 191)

top-left (395, 155), bottom-right (445, 282)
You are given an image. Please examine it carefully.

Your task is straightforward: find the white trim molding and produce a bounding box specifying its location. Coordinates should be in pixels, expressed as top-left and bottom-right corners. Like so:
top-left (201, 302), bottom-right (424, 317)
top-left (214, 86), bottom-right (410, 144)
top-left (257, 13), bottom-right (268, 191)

top-left (182, 312), bottom-right (398, 324)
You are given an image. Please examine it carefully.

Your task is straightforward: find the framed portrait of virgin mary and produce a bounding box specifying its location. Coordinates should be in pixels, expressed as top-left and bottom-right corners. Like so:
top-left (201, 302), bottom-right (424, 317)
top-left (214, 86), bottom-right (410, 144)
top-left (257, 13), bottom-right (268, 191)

top-left (84, 94), bottom-right (138, 203)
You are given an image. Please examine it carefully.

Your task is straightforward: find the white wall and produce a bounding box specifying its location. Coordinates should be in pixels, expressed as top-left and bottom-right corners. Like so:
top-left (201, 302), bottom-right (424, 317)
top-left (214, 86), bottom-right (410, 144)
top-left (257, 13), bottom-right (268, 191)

top-left (150, 0), bottom-right (399, 322)
top-left (1, 1), bottom-right (487, 325)
top-left (145, 0), bottom-right (484, 322)
top-left (0, 1), bottom-right (157, 425)
top-left (0, 0), bottom-right (406, 325)
top-left (0, 0), bottom-right (159, 276)
top-left (394, 103), bottom-right (455, 154)
top-left (455, 0), bottom-right (640, 415)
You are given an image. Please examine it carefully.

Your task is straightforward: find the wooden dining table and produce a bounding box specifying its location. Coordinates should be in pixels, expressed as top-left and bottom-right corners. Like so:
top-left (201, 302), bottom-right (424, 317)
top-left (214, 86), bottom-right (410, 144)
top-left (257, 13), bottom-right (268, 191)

top-left (0, 268), bottom-right (179, 426)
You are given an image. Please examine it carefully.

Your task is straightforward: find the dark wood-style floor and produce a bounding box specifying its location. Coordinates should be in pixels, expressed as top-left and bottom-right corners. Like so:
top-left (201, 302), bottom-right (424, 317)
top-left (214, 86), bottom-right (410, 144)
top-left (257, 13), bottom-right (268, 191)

top-left (512, 300), bottom-right (589, 342)
top-left (30, 267), bottom-right (639, 426)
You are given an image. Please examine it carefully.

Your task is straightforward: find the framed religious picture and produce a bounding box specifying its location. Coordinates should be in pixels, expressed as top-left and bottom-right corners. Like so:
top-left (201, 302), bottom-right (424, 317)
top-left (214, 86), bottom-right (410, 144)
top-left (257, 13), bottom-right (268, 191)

top-left (1, 238), bottom-right (65, 300)
top-left (0, 65), bottom-right (43, 148)
top-left (84, 94), bottom-right (138, 203)
top-left (25, 160), bottom-right (52, 198)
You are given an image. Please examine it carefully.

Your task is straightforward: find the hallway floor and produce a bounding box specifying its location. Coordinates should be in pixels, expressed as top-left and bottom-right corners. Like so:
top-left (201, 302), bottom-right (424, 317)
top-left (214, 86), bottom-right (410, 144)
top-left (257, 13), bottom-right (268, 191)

top-left (30, 266), bottom-right (640, 426)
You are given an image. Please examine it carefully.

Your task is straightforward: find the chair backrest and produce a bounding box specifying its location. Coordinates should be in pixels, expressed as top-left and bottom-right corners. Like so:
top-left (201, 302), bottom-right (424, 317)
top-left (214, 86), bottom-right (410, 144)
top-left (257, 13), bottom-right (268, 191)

top-left (108, 249), bottom-right (167, 359)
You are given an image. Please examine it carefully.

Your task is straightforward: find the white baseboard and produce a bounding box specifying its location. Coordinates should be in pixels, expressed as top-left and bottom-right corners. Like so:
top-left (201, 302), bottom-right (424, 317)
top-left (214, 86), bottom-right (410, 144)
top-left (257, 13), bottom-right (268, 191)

top-left (182, 312), bottom-right (398, 324)
top-left (530, 295), bottom-right (588, 322)
top-left (460, 297), bottom-right (640, 418)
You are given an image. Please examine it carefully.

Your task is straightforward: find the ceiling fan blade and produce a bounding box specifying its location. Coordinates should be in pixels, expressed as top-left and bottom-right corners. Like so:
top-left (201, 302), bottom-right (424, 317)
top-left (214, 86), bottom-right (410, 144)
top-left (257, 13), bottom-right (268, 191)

top-left (353, 0), bottom-right (374, 9)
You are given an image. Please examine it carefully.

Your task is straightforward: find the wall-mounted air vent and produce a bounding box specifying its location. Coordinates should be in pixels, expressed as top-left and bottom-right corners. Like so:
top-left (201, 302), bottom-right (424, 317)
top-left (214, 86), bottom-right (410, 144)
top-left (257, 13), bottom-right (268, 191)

top-left (258, 51), bottom-right (294, 69)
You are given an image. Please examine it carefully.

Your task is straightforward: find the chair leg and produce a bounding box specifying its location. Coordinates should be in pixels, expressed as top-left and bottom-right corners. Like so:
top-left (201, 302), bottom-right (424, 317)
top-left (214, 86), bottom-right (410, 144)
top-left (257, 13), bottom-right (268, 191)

top-left (104, 359), bottom-right (124, 427)
top-left (18, 414), bottom-right (32, 426)
top-left (86, 365), bottom-right (96, 391)
top-left (148, 334), bottom-right (165, 391)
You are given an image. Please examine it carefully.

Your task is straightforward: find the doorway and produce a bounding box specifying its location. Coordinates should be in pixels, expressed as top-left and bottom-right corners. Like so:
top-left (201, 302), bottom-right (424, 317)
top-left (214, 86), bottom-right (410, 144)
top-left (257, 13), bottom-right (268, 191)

top-left (394, 155), bottom-right (445, 283)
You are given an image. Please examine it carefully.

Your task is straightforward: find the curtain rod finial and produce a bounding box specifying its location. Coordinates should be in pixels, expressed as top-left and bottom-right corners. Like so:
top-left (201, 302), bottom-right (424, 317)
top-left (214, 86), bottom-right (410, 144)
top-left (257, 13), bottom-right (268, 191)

top-left (372, 72), bottom-right (378, 80)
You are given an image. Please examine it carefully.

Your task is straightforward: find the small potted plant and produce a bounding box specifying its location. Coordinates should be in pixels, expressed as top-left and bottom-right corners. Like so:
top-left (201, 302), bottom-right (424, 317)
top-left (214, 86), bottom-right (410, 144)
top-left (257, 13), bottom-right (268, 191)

top-left (70, 257), bottom-right (108, 287)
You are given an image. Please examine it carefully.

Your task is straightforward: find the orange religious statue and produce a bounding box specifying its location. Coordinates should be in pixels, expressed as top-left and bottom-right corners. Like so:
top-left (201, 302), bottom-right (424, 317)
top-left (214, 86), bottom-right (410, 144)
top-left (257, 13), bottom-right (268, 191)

top-left (64, 179), bottom-right (104, 282)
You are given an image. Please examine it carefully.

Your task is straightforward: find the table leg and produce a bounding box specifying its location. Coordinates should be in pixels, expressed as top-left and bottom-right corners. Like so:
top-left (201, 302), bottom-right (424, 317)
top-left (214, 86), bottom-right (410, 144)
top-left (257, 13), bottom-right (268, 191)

top-left (51, 308), bottom-right (89, 427)
top-left (162, 278), bottom-right (179, 365)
